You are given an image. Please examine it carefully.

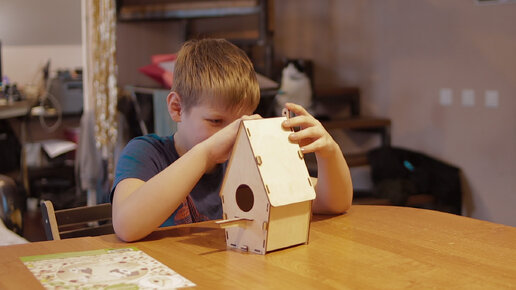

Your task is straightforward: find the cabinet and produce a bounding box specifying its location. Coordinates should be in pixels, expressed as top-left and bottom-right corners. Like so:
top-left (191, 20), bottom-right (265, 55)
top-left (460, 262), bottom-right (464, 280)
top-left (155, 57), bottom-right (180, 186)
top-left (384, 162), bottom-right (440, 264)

top-left (117, 0), bottom-right (274, 76)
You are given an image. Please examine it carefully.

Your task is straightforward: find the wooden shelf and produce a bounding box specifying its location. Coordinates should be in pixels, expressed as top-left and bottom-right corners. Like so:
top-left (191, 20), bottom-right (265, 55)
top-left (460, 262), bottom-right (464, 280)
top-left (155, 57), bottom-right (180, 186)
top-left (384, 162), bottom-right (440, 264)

top-left (118, 0), bottom-right (260, 21)
top-left (302, 117), bottom-right (392, 170)
top-left (321, 117), bottom-right (391, 130)
top-left (201, 30), bottom-right (262, 44)
top-left (117, 0), bottom-right (273, 76)
top-left (344, 152), bottom-right (369, 167)
top-left (321, 116), bottom-right (392, 167)
top-left (324, 116), bottom-right (391, 149)
top-left (0, 100), bottom-right (32, 119)
top-left (306, 152), bottom-right (369, 172)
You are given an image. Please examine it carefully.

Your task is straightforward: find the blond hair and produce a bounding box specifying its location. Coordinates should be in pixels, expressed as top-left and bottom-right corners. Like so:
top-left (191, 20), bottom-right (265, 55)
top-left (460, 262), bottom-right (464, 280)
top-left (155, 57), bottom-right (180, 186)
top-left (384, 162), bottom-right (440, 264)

top-left (172, 38), bottom-right (260, 114)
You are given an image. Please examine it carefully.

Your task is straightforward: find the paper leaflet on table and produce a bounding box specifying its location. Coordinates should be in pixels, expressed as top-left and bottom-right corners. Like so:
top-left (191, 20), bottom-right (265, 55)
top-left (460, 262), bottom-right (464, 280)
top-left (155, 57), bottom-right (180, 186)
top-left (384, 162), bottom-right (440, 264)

top-left (21, 247), bottom-right (195, 289)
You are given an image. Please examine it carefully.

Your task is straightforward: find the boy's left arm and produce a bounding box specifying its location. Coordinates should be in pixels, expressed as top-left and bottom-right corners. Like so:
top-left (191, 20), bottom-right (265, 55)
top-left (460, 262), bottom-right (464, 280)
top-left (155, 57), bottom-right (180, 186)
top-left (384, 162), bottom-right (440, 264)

top-left (282, 103), bottom-right (353, 214)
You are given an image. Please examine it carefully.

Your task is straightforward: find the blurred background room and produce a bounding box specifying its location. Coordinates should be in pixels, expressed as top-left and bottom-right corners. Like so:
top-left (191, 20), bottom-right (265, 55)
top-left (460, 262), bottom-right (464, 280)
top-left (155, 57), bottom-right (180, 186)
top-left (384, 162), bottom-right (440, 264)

top-left (0, 0), bottom-right (515, 243)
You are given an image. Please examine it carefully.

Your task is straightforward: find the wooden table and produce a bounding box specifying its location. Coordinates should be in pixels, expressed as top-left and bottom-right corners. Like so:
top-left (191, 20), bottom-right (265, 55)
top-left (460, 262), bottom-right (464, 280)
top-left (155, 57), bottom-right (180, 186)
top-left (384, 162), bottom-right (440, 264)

top-left (0, 100), bottom-right (32, 120)
top-left (1, 205), bottom-right (515, 289)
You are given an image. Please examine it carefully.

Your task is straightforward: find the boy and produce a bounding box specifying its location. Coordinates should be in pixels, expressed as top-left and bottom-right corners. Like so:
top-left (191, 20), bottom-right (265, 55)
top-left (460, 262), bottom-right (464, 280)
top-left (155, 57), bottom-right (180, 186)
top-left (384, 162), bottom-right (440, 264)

top-left (112, 39), bottom-right (352, 242)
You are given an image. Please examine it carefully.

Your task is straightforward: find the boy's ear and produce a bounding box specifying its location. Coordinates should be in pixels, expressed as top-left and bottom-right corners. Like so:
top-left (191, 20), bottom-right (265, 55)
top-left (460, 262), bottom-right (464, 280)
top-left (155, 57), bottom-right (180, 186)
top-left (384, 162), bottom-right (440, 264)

top-left (167, 92), bottom-right (182, 122)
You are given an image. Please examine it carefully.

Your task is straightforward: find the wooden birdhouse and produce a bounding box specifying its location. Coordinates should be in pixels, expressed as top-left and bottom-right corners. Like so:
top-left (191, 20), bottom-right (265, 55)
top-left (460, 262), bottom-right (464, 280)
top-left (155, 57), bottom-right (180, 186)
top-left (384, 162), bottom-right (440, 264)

top-left (218, 114), bottom-right (316, 254)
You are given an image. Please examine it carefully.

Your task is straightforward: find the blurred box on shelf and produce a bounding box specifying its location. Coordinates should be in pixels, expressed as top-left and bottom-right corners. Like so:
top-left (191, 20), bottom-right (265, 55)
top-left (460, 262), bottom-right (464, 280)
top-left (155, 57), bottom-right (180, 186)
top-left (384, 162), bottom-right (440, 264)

top-left (49, 70), bottom-right (83, 115)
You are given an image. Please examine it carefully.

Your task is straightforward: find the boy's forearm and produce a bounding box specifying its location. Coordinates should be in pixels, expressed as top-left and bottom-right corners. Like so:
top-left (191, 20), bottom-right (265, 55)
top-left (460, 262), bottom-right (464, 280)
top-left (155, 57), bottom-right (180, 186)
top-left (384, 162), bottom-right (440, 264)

top-left (312, 143), bottom-right (353, 214)
top-left (113, 143), bottom-right (211, 242)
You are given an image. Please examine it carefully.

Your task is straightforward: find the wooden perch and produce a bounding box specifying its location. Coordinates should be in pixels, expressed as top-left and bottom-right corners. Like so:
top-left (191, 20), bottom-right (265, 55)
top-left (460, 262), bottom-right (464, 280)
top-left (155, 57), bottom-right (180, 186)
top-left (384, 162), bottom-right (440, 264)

top-left (215, 217), bottom-right (254, 228)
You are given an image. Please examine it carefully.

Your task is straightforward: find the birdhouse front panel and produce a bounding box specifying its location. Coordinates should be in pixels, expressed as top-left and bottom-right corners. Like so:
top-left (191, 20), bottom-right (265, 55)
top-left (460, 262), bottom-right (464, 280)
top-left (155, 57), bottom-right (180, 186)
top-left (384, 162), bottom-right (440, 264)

top-left (220, 124), bottom-right (271, 254)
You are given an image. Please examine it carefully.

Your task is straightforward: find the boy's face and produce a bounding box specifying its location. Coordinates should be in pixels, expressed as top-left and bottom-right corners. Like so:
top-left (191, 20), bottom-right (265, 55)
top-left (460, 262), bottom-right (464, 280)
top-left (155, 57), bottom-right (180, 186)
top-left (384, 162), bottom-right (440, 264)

top-left (176, 102), bottom-right (253, 153)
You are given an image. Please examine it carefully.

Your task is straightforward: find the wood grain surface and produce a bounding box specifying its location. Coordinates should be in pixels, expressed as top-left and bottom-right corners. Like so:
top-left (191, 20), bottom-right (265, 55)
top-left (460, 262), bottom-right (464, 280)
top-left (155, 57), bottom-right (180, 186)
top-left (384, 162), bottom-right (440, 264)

top-left (1, 205), bottom-right (515, 289)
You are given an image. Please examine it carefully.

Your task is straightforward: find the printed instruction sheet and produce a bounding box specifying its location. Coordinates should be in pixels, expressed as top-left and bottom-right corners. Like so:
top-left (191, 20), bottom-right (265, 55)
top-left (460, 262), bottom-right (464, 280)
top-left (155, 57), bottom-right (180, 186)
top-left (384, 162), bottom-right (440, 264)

top-left (21, 247), bottom-right (195, 289)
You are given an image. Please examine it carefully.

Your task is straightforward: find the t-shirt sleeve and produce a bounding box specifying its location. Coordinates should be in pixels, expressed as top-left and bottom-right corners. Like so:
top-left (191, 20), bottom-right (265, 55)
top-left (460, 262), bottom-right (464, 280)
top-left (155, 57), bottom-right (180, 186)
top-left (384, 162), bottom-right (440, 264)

top-left (110, 137), bottom-right (165, 202)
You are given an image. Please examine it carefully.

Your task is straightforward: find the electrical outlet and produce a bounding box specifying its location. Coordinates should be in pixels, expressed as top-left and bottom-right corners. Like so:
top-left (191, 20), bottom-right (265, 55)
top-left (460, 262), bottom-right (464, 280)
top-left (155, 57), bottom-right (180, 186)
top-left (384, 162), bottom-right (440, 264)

top-left (485, 90), bottom-right (499, 108)
top-left (439, 88), bottom-right (453, 106)
top-left (461, 89), bottom-right (475, 107)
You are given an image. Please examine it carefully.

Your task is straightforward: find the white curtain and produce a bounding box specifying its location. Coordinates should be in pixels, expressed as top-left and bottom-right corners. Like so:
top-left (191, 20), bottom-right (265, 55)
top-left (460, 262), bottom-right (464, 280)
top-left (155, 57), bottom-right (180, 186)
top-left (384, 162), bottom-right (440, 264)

top-left (80, 0), bottom-right (118, 204)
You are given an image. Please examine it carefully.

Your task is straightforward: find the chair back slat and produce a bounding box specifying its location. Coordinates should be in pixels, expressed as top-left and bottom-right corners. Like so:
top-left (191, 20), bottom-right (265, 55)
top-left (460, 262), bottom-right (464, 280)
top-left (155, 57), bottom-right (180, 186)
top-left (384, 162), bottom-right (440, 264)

top-left (41, 200), bottom-right (60, 240)
top-left (54, 204), bottom-right (112, 226)
top-left (40, 200), bottom-right (114, 240)
top-left (59, 223), bottom-right (114, 239)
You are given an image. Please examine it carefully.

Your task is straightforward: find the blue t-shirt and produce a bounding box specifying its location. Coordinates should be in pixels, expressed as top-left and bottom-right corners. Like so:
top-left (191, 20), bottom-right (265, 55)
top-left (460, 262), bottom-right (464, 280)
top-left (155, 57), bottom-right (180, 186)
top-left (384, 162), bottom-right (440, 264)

top-left (111, 134), bottom-right (224, 227)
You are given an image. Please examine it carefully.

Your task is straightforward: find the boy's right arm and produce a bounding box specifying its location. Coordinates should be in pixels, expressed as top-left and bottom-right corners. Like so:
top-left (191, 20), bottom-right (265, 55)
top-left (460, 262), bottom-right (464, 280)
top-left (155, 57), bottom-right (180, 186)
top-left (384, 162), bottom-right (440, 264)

top-left (112, 142), bottom-right (212, 242)
top-left (112, 115), bottom-right (259, 242)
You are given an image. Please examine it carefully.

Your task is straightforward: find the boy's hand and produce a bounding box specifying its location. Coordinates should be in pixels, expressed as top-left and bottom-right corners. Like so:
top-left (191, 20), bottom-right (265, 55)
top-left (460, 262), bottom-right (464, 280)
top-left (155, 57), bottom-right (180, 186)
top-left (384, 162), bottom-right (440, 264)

top-left (281, 103), bottom-right (338, 158)
top-left (203, 114), bottom-right (262, 166)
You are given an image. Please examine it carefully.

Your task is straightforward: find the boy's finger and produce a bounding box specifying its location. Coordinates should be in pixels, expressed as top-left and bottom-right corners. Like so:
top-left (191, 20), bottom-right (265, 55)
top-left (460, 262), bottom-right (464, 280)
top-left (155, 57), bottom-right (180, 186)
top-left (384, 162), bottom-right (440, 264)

top-left (289, 126), bottom-right (321, 142)
top-left (285, 102), bottom-right (309, 116)
top-left (299, 138), bottom-right (325, 154)
top-left (283, 115), bottom-right (319, 129)
top-left (299, 142), bottom-right (317, 154)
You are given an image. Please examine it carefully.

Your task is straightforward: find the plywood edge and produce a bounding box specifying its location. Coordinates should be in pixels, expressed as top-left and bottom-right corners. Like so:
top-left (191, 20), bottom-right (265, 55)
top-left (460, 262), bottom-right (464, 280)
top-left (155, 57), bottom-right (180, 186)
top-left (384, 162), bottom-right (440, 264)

top-left (220, 121), bottom-right (247, 200)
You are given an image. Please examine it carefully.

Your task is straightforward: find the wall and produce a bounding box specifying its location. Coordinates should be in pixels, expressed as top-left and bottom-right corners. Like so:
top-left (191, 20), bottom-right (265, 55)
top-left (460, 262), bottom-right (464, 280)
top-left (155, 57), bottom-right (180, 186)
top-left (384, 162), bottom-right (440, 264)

top-left (370, 1), bottom-right (516, 226)
top-left (274, 0), bottom-right (516, 226)
top-left (0, 0), bottom-right (82, 87)
top-left (275, 0), bottom-right (374, 93)
top-left (116, 21), bottom-right (185, 88)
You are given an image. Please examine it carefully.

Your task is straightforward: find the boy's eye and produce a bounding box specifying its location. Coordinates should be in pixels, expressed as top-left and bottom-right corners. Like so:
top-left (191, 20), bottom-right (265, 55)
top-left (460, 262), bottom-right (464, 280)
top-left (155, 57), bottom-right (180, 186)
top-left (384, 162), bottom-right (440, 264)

top-left (206, 119), bottom-right (223, 125)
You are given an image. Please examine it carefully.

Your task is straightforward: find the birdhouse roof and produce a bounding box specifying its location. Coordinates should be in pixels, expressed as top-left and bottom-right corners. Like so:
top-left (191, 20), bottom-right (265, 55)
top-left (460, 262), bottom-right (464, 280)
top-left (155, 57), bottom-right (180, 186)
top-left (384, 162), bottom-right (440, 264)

top-left (238, 117), bottom-right (316, 207)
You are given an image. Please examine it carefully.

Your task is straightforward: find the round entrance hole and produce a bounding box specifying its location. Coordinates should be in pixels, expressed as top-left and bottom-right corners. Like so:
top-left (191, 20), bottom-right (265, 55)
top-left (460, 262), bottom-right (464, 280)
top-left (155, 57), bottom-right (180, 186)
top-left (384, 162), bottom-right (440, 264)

top-left (235, 184), bottom-right (254, 212)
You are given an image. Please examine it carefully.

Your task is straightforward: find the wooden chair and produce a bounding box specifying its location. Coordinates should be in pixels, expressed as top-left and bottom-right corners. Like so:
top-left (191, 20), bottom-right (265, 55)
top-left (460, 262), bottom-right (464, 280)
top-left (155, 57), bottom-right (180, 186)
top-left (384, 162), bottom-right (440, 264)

top-left (40, 200), bottom-right (114, 240)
